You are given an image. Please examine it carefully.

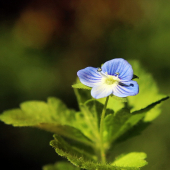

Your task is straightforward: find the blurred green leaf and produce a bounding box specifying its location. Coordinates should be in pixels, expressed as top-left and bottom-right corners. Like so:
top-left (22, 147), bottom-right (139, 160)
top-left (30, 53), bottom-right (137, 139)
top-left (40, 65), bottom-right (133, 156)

top-left (43, 161), bottom-right (80, 170)
top-left (74, 87), bottom-right (92, 106)
top-left (97, 96), bottom-right (125, 113)
top-left (73, 78), bottom-right (93, 106)
top-left (112, 152), bottom-right (147, 169)
top-left (104, 96), bottom-right (169, 148)
top-left (50, 135), bottom-right (139, 170)
top-left (116, 96), bottom-right (169, 142)
top-left (72, 83), bottom-right (91, 90)
top-left (128, 61), bottom-right (166, 121)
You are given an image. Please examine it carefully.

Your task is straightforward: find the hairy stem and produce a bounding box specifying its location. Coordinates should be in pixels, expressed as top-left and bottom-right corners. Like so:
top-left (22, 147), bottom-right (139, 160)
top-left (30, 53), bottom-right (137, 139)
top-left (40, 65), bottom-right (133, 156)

top-left (99, 96), bottom-right (109, 164)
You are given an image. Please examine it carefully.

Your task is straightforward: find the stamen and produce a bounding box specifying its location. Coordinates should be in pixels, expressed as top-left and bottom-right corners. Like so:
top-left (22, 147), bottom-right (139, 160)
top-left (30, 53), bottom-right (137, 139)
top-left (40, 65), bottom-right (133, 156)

top-left (97, 68), bottom-right (102, 72)
top-left (115, 72), bottom-right (120, 77)
top-left (97, 68), bottom-right (108, 78)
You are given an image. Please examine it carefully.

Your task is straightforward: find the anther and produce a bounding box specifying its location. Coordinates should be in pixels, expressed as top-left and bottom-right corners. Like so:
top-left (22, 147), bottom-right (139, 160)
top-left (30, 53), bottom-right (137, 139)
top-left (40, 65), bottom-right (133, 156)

top-left (97, 68), bottom-right (108, 78)
top-left (97, 68), bottom-right (102, 72)
top-left (115, 72), bottom-right (120, 77)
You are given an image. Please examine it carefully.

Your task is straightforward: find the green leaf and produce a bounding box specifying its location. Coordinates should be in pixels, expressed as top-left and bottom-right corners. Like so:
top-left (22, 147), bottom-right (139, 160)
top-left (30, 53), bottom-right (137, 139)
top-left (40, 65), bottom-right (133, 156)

top-left (104, 96), bottom-right (169, 147)
top-left (38, 124), bottom-right (93, 147)
top-left (97, 96), bottom-right (124, 113)
top-left (132, 96), bottom-right (169, 115)
top-left (128, 60), bottom-right (167, 121)
top-left (120, 96), bottom-right (169, 142)
top-left (79, 100), bottom-right (101, 142)
top-left (72, 83), bottom-right (91, 90)
top-left (74, 88), bottom-right (92, 106)
top-left (104, 108), bottom-right (131, 145)
top-left (112, 152), bottom-right (147, 169)
top-left (43, 161), bottom-right (80, 170)
top-left (73, 78), bottom-right (92, 105)
top-left (50, 134), bottom-right (97, 164)
top-left (78, 99), bottom-right (114, 145)
top-left (115, 96), bottom-right (169, 142)
top-left (0, 98), bottom-right (75, 126)
top-left (85, 99), bottom-right (114, 129)
top-left (50, 135), bottom-right (140, 170)
top-left (0, 97), bottom-right (93, 147)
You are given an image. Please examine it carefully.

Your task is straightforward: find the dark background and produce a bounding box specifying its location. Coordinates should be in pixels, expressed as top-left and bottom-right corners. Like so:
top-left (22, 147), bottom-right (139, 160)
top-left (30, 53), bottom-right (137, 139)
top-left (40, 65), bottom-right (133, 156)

top-left (0, 0), bottom-right (170, 169)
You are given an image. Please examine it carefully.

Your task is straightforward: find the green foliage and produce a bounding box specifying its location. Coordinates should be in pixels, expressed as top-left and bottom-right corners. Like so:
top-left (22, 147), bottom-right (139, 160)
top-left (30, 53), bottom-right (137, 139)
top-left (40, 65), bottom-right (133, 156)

top-left (104, 107), bottom-right (131, 145)
top-left (128, 61), bottom-right (165, 121)
top-left (43, 161), bottom-right (80, 170)
top-left (0, 97), bottom-right (93, 146)
top-left (72, 83), bottom-right (91, 90)
top-left (50, 135), bottom-right (144, 170)
top-left (0, 60), bottom-right (169, 170)
top-left (112, 152), bottom-right (147, 168)
top-left (105, 96), bottom-right (169, 147)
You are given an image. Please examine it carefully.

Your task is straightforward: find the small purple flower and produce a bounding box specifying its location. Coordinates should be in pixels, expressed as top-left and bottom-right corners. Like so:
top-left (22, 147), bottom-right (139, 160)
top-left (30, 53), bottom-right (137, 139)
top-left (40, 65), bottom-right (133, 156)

top-left (77, 58), bottom-right (139, 99)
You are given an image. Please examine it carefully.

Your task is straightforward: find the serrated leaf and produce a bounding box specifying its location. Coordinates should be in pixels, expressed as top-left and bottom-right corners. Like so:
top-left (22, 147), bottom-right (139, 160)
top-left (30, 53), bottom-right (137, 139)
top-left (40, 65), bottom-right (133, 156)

top-left (105, 96), bottom-right (169, 147)
top-left (85, 99), bottom-right (114, 130)
top-left (128, 60), bottom-right (167, 121)
top-left (38, 124), bottom-right (94, 147)
top-left (0, 97), bottom-right (93, 147)
top-left (115, 96), bottom-right (169, 142)
top-left (50, 135), bottom-right (139, 170)
top-left (79, 99), bottom-right (114, 145)
top-left (72, 83), bottom-right (91, 90)
top-left (43, 161), bottom-right (80, 170)
top-left (119, 96), bottom-right (169, 141)
top-left (50, 134), bottom-right (97, 164)
top-left (104, 108), bottom-right (131, 145)
top-left (112, 152), bottom-right (147, 169)
top-left (116, 121), bottom-right (151, 144)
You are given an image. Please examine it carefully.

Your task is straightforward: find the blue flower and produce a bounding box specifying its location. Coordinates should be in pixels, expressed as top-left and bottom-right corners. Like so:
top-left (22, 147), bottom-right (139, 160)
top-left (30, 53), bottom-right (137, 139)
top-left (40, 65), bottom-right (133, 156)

top-left (77, 58), bottom-right (139, 99)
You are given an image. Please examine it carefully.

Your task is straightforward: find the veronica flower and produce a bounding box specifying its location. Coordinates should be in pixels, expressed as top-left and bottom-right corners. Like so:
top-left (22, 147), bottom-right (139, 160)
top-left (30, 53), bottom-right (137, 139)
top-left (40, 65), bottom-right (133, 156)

top-left (77, 58), bottom-right (139, 99)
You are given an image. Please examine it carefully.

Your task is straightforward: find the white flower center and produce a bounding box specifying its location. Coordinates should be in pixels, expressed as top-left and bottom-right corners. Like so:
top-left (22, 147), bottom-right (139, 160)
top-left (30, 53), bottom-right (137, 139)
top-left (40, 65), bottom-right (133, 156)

top-left (104, 75), bottom-right (120, 85)
top-left (97, 69), bottom-right (120, 86)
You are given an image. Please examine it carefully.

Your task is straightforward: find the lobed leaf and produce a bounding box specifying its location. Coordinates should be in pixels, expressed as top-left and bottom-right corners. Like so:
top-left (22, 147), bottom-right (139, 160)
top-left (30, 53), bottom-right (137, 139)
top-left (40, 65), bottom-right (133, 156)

top-left (84, 99), bottom-right (114, 130)
top-left (104, 96), bottom-right (169, 148)
top-left (50, 135), bottom-right (141, 170)
top-left (79, 99), bottom-right (114, 143)
top-left (112, 152), bottom-right (147, 169)
top-left (104, 108), bottom-right (131, 145)
top-left (0, 97), bottom-right (93, 147)
top-left (50, 134), bottom-right (97, 164)
top-left (128, 60), bottom-right (166, 121)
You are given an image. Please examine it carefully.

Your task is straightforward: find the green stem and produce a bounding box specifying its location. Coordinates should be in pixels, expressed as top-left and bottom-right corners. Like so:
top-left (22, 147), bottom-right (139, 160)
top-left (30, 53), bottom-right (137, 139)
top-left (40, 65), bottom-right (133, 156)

top-left (99, 96), bottom-right (109, 164)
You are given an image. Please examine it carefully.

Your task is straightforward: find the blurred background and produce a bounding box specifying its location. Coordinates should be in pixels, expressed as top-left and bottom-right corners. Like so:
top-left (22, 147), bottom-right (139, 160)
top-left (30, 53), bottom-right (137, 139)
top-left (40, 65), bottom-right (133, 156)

top-left (0, 0), bottom-right (170, 169)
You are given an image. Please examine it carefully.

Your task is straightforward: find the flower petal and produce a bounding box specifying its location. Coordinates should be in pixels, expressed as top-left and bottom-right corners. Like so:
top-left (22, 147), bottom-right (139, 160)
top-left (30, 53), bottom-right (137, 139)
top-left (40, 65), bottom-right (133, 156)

top-left (77, 67), bottom-right (102, 87)
top-left (101, 58), bottom-right (133, 81)
top-left (91, 84), bottom-right (113, 99)
top-left (113, 80), bottom-right (139, 97)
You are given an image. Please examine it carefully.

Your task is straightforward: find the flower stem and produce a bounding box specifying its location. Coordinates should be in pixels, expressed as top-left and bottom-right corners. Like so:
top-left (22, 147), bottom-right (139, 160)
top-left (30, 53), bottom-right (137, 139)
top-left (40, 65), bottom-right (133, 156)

top-left (99, 96), bottom-right (109, 164)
